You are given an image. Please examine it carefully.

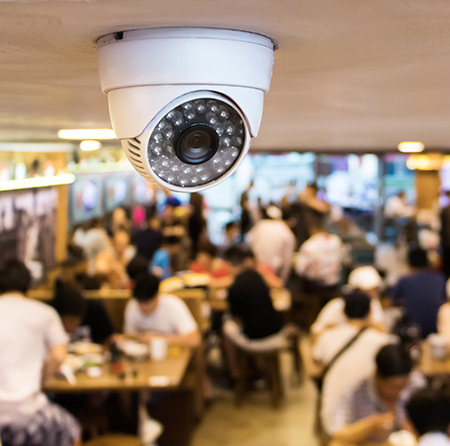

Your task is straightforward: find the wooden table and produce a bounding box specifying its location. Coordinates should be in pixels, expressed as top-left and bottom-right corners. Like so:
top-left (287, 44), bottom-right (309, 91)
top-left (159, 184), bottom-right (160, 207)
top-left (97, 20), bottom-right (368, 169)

top-left (418, 342), bottom-right (450, 378)
top-left (44, 348), bottom-right (192, 392)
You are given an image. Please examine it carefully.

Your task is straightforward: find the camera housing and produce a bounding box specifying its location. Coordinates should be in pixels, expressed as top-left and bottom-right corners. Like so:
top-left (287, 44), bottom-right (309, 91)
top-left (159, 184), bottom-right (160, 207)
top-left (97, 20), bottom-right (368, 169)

top-left (97, 27), bottom-right (275, 192)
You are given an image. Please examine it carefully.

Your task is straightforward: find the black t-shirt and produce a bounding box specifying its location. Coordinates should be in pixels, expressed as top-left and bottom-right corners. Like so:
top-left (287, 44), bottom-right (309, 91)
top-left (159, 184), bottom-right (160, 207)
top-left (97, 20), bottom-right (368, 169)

top-left (228, 269), bottom-right (283, 339)
top-left (82, 300), bottom-right (114, 344)
top-left (135, 227), bottom-right (163, 260)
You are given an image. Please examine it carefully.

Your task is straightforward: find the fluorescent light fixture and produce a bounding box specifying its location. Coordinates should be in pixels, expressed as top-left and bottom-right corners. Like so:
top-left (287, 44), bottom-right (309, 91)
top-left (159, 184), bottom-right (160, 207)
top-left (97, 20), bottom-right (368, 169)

top-left (58, 129), bottom-right (116, 140)
top-left (80, 140), bottom-right (102, 151)
top-left (0, 173), bottom-right (76, 192)
top-left (397, 141), bottom-right (425, 153)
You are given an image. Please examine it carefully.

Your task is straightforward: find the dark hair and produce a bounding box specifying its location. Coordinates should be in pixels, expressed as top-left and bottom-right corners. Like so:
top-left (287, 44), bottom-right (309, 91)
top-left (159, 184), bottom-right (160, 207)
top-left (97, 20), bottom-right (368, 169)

top-left (376, 344), bottom-right (413, 378)
top-left (225, 221), bottom-right (238, 232)
top-left (0, 260), bottom-right (31, 294)
top-left (406, 388), bottom-right (450, 435)
top-left (126, 255), bottom-right (150, 280)
top-left (408, 245), bottom-right (429, 268)
top-left (52, 279), bottom-right (86, 317)
top-left (224, 245), bottom-right (255, 266)
top-left (162, 235), bottom-right (182, 246)
top-left (344, 290), bottom-right (371, 319)
top-left (197, 242), bottom-right (217, 258)
top-left (133, 273), bottom-right (161, 302)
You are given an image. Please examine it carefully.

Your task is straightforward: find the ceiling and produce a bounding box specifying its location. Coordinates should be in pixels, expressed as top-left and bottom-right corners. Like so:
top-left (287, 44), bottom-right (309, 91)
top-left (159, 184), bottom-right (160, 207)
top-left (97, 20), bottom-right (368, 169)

top-left (0, 0), bottom-right (450, 152)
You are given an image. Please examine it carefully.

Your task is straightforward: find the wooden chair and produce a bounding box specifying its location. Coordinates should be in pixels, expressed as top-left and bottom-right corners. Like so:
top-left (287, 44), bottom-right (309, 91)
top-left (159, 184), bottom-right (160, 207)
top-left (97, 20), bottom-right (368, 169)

top-left (234, 345), bottom-right (284, 408)
top-left (282, 324), bottom-right (304, 385)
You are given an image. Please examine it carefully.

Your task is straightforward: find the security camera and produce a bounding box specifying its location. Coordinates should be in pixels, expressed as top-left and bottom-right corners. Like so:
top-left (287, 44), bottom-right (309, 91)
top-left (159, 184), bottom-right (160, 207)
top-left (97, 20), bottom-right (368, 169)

top-left (96, 27), bottom-right (275, 192)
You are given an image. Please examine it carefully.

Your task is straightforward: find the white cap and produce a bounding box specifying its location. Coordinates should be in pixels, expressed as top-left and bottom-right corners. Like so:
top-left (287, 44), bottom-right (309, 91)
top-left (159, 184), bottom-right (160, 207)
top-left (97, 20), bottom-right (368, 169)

top-left (347, 266), bottom-right (383, 290)
top-left (266, 205), bottom-right (282, 219)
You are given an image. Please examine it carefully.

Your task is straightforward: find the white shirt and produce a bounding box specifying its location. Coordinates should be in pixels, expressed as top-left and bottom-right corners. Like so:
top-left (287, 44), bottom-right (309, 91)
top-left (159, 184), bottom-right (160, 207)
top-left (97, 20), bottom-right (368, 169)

top-left (320, 326), bottom-right (395, 434)
top-left (419, 433), bottom-right (450, 446)
top-left (248, 219), bottom-right (296, 282)
top-left (0, 293), bottom-right (68, 424)
top-left (311, 297), bottom-right (384, 336)
top-left (124, 294), bottom-right (198, 335)
top-left (295, 232), bottom-right (345, 286)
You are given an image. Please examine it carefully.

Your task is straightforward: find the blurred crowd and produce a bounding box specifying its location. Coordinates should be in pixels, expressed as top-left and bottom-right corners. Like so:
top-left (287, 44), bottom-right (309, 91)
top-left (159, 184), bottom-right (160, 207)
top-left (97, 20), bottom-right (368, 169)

top-left (3, 182), bottom-right (450, 445)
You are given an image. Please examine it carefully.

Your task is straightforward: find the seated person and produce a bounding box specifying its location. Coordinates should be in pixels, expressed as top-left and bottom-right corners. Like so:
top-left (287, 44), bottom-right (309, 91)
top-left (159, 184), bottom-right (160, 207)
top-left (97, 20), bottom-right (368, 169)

top-left (222, 247), bottom-right (285, 377)
top-left (51, 279), bottom-right (114, 345)
top-left (134, 213), bottom-right (163, 261)
top-left (160, 202), bottom-right (187, 238)
top-left (392, 246), bottom-right (446, 338)
top-left (318, 291), bottom-right (395, 435)
top-left (190, 241), bottom-right (232, 287)
top-left (406, 387), bottom-right (450, 446)
top-left (314, 290), bottom-right (391, 365)
top-left (329, 344), bottom-right (424, 445)
top-left (219, 221), bottom-right (241, 257)
top-left (311, 265), bottom-right (386, 337)
top-left (151, 236), bottom-right (182, 280)
top-left (0, 260), bottom-right (80, 446)
top-left (126, 255), bottom-right (151, 283)
top-left (95, 230), bottom-right (136, 288)
top-left (190, 240), bottom-right (283, 291)
top-left (124, 272), bottom-right (201, 348)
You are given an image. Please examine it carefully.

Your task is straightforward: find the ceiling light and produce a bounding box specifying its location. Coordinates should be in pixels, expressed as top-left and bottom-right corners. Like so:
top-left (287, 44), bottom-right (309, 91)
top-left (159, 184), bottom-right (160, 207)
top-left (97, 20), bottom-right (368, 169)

top-left (79, 140), bottom-right (102, 151)
top-left (58, 129), bottom-right (116, 140)
top-left (397, 141), bottom-right (425, 153)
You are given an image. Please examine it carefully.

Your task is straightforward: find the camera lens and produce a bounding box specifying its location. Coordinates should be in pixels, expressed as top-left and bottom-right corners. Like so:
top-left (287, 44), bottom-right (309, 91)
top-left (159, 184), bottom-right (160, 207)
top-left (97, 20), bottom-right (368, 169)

top-left (175, 125), bottom-right (218, 164)
top-left (148, 96), bottom-right (246, 188)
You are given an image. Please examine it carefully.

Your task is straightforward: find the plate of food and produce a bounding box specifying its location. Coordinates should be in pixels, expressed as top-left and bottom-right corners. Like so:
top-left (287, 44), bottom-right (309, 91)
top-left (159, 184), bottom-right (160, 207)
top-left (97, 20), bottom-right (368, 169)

top-left (120, 339), bottom-right (149, 360)
top-left (68, 342), bottom-right (103, 356)
top-left (80, 353), bottom-right (105, 369)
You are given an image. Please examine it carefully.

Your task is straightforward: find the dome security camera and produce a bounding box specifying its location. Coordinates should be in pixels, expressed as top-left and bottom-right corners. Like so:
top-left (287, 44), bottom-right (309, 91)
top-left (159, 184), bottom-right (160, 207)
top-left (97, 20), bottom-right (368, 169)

top-left (96, 27), bottom-right (276, 192)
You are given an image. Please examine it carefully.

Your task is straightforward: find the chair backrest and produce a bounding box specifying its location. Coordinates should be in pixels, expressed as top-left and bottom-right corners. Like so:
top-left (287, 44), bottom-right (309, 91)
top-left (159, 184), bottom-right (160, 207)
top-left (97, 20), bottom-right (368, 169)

top-left (171, 287), bottom-right (209, 331)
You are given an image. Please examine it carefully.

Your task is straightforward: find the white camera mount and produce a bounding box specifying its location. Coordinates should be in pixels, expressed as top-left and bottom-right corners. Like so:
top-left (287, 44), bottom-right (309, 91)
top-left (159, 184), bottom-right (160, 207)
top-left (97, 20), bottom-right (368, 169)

top-left (97, 27), bottom-right (275, 191)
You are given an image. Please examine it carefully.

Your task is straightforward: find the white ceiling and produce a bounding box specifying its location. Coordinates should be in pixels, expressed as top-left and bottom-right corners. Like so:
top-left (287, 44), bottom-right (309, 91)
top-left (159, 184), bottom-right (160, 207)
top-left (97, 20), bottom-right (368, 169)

top-left (1, 0), bottom-right (450, 152)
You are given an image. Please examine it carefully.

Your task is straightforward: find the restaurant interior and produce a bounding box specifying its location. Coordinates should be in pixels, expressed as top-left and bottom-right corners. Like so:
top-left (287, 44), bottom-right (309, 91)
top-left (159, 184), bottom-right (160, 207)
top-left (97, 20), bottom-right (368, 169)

top-left (2, 2), bottom-right (450, 446)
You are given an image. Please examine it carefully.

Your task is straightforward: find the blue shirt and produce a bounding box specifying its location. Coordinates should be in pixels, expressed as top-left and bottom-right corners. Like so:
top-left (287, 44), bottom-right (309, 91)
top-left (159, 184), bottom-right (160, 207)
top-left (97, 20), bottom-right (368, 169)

top-left (393, 270), bottom-right (446, 338)
top-left (151, 248), bottom-right (171, 280)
